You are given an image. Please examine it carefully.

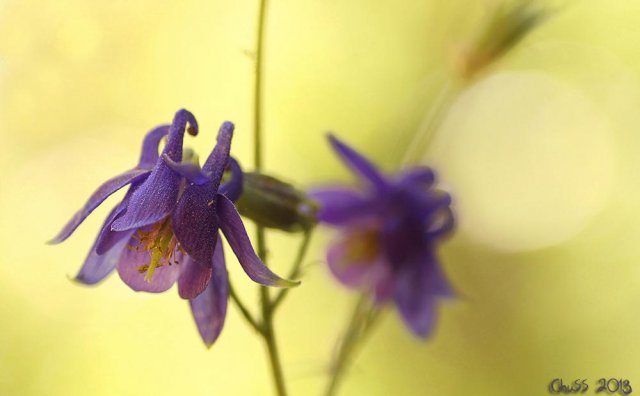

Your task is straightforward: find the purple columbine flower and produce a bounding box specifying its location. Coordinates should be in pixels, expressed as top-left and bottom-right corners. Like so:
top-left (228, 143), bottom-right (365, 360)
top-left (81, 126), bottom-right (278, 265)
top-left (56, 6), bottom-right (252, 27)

top-left (51, 109), bottom-right (296, 346)
top-left (310, 135), bottom-right (455, 338)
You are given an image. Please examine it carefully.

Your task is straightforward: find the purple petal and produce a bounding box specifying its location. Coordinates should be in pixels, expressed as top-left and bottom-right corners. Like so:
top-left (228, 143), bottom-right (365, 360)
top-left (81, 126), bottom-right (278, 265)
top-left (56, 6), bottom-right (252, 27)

top-left (397, 167), bottom-right (435, 187)
top-left (171, 122), bottom-right (237, 264)
top-left (117, 233), bottom-right (183, 293)
top-left (178, 254), bottom-right (213, 300)
top-left (49, 168), bottom-right (150, 244)
top-left (163, 154), bottom-right (211, 185)
top-left (218, 157), bottom-right (243, 202)
top-left (172, 184), bottom-right (220, 267)
top-left (393, 253), bottom-right (453, 337)
top-left (217, 194), bottom-right (299, 288)
top-left (111, 110), bottom-right (198, 231)
top-left (110, 164), bottom-right (181, 231)
top-left (189, 239), bottom-right (228, 347)
top-left (326, 230), bottom-right (379, 288)
top-left (94, 194), bottom-right (132, 255)
top-left (74, 208), bottom-right (135, 285)
top-left (425, 206), bottom-right (455, 239)
top-left (75, 235), bottom-right (132, 285)
top-left (201, 122), bottom-right (234, 188)
top-left (395, 288), bottom-right (436, 338)
top-left (308, 187), bottom-right (374, 226)
top-left (327, 134), bottom-right (387, 189)
top-left (138, 125), bottom-right (170, 168)
top-left (163, 109), bottom-right (198, 161)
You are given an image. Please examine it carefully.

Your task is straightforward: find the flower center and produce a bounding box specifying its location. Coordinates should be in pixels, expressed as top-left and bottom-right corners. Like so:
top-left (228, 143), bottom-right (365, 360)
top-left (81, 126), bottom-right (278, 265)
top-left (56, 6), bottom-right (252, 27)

top-left (129, 218), bottom-right (183, 283)
top-left (340, 228), bottom-right (380, 268)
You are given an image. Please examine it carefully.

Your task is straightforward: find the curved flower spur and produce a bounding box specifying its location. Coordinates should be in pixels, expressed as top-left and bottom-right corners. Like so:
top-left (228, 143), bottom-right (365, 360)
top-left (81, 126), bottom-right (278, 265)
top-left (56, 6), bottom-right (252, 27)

top-left (310, 134), bottom-right (455, 338)
top-left (50, 109), bottom-right (297, 346)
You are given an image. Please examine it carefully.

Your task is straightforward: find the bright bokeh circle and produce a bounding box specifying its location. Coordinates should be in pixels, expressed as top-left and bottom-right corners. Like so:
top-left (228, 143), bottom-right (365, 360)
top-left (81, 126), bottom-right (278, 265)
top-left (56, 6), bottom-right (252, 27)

top-left (428, 71), bottom-right (617, 252)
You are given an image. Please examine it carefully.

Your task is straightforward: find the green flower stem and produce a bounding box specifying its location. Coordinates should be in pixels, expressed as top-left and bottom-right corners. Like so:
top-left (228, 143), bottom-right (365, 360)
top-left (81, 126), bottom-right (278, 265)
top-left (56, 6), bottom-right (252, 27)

top-left (260, 283), bottom-right (288, 396)
top-left (325, 293), bottom-right (383, 396)
top-left (228, 282), bottom-right (262, 333)
top-left (402, 79), bottom-right (460, 166)
top-left (253, 0), bottom-right (267, 172)
top-left (251, 0), bottom-right (289, 394)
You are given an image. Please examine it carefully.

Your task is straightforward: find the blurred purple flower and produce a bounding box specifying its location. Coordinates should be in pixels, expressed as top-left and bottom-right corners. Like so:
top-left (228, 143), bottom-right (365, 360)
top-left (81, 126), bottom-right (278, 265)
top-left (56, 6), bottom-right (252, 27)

top-left (310, 135), bottom-right (455, 338)
top-left (51, 109), bottom-right (296, 346)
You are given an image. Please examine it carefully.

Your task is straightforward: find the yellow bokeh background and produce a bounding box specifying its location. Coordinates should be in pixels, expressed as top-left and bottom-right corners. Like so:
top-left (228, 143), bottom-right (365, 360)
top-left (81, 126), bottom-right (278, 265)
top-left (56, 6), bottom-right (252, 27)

top-left (2, 0), bottom-right (640, 395)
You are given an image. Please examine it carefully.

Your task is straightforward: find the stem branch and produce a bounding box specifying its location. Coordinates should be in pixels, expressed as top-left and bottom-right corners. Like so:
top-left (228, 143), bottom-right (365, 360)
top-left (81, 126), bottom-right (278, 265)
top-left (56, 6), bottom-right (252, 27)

top-left (229, 282), bottom-right (263, 334)
top-left (271, 229), bottom-right (313, 311)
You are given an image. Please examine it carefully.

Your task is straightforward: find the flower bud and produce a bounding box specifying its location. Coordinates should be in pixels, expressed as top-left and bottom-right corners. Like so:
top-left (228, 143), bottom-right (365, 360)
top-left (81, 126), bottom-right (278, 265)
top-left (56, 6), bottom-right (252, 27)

top-left (236, 172), bottom-right (317, 232)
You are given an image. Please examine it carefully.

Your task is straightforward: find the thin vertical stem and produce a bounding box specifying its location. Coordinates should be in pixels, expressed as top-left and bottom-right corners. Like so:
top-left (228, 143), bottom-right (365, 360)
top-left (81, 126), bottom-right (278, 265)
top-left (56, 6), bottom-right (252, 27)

top-left (253, 0), bottom-right (288, 395)
top-left (402, 80), bottom-right (457, 166)
top-left (254, 0), bottom-right (267, 172)
top-left (325, 294), bottom-right (383, 396)
top-left (261, 286), bottom-right (287, 396)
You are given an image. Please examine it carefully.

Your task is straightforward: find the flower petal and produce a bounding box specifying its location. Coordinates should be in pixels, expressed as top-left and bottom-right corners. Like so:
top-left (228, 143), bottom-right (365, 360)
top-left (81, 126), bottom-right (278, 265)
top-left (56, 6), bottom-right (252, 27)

top-left (201, 122), bottom-right (234, 189)
top-left (162, 154), bottom-right (211, 185)
top-left (397, 167), bottom-right (435, 187)
top-left (218, 157), bottom-right (243, 202)
top-left (189, 239), bottom-right (228, 347)
top-left (172, 184), bottom-right (220, 267)
top-left (48, 168), bottom-right (150, 244)
top-left (308, 186), bottom-right (374, 226)
top-left (327, 134), bottom-right (387, 189)
top-left (94, 192), bottom-right (134, 255)
top-left (393, 253), bottom-right (453, 337)
top-left (111, 110), bottom-right (198, 231)
top-left (163, 109), bottom-right (199, 161)
top-left (425, 206), bottom-right (455, 239)
top-left (178, 254), bottom-right (213, 300)
top-left (395, 288), bottom-right (436, 338)
top-left (217, 194), bottom-right (299, 288)
top-left (110, 164), bottom-right (181, 231)
top-left (138, 125), bottom-right (170, 168)
top-left (326, 235), bottom-right (377, 288)
top-left (74, 208), bottom-right (135, 285)
top-left (117, 233), bottom-right (183, 293)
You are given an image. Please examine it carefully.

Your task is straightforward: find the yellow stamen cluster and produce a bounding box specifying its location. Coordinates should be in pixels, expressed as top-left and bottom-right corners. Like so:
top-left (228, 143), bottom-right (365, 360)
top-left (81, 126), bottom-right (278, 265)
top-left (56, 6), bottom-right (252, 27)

top-left (128, 218), bottom-right (184, 283)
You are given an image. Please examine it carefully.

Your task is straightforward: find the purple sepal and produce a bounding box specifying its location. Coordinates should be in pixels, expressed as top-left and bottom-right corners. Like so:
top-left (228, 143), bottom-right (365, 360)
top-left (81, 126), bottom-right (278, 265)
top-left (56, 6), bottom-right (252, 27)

top-left (327, 134), bottom-right (387, 189)
top-left (171, 122), bottom-right (235, 266)
top-left (49, 168), bottom-right (150, 244)
top-left (308, 187), bottom-right (373, 226)
top-left (178, 254), bottom-right (213, 300)
top-left (110, 165), bottom-right (180, 231)
top-left (189, 238), bottom-right (228, 347)
top-left (217, 194), bottom-right (299, 288)
top-left (172, 183), bottom-right (220, 267)
top-left (393, 254), bottom-right (453, 338)
top-left (94, 195), bottom-right (131, 255)
top-left (74, 207), bottom-right (135, 285)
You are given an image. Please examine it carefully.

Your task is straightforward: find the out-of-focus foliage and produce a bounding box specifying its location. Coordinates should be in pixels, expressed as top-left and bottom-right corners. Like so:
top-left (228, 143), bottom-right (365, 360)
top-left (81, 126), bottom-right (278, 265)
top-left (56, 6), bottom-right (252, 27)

top-left (2, 0), bottom-right (640, 395)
